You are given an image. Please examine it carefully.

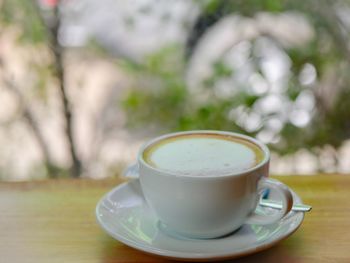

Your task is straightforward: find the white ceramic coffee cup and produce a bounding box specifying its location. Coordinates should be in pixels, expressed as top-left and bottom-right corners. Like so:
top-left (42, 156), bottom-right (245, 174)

top-left (126, 130), bottom-right (293, 239)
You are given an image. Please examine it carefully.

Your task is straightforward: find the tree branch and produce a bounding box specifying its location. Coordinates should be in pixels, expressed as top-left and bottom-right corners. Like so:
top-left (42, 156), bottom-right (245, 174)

top-left (51, 5), bottom-right (82, 177)
top-left (32, 0), bottom-right (82, 177)
top-left (0, 68), bottom-right (58, 177)
top-left (319, 0), bottom-right (350, 61)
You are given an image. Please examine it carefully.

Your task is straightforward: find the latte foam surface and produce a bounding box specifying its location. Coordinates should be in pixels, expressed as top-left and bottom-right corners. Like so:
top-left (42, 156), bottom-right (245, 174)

top-left (143, 134), bottom-right (263, 176)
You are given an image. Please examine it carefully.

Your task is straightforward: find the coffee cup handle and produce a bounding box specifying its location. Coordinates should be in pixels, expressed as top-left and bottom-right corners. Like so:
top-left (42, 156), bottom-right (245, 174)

top-left (245, 177), bottom-right (294, 225)
top-left (123, 163), bottom-right (140, 178)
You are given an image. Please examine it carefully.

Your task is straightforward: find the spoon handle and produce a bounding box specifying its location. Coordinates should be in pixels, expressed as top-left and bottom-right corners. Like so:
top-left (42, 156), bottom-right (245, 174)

top-left (260, 199), bottom-right (312, 212)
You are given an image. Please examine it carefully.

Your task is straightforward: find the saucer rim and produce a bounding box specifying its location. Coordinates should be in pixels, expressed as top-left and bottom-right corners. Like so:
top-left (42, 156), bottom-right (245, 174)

top-left (96, 180), bottom-right (305, 261)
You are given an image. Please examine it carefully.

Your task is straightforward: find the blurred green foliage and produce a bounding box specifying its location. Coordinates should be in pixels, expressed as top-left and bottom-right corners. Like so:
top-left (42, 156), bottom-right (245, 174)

top-left (0, 0), bottom-right (54, 101)
top-left (0, 0), bottom-right (48, 44)
top-left (121, 46), bottom-right (254, 133)
top-left (122, 0), bottom-right (350, 159)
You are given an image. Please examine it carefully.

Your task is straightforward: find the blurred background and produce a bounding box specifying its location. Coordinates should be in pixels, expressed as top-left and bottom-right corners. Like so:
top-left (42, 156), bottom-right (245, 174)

top-left (1, 0), bottom-right (350, 181)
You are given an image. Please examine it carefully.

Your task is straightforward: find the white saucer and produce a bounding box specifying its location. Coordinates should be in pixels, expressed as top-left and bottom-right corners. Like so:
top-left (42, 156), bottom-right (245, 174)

top-left (96, 179), bottom-right (304, 261)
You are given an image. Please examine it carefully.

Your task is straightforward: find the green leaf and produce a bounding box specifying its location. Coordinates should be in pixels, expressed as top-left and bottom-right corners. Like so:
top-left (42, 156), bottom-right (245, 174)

top-left (244, 95), bottom-right (259, 107)
top-left (212, 60), bottom-right (233, 78)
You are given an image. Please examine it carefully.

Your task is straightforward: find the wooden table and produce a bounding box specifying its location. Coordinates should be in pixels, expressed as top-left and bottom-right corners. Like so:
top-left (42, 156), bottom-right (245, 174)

top-left (1, 175), bottom-right (349, 263)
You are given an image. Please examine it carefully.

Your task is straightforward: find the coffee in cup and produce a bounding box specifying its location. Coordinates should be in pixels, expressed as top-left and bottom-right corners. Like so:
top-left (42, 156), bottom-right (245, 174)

top-left (143, 133), bottom-right (264, 177)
